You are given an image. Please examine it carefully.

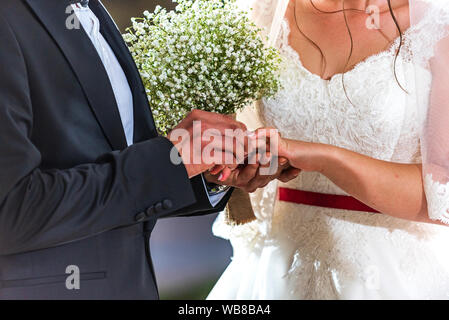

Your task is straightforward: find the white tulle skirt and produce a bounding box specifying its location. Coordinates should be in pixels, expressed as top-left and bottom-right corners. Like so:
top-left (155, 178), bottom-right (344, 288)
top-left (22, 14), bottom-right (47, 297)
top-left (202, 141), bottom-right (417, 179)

top-left (208, 198), bottom-right (449, 300)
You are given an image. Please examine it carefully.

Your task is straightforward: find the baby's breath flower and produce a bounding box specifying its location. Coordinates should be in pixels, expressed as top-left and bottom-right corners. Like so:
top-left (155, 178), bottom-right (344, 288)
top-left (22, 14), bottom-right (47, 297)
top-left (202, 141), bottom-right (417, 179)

top-left (124, 0), bottom-right (282, 135)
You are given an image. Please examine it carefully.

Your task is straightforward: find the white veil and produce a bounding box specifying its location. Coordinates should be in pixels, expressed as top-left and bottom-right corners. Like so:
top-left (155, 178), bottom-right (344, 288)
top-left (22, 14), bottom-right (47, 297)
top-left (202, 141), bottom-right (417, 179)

top-left (228, 0), bottom-right (449, 229)
top-left (410, 0), bottom-right (449, 224)
top-left (235, 0), bottom-right (288, 131)
top-left (218, 0), bottom-right (289, 235)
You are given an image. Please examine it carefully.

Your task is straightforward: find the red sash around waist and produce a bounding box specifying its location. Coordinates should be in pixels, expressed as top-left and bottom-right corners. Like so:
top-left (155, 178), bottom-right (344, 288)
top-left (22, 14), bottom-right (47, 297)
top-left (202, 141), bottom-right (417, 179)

top-left (278, 187), bottom-right (380, 213)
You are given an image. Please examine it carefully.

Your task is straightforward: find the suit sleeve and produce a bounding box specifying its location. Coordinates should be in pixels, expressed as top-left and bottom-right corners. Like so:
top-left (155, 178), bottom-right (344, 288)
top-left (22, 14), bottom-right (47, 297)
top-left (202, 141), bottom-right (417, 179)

top-left (0, 14), bottom-right (197, 255)
top-left (164, 176), bottom-right (233, 218)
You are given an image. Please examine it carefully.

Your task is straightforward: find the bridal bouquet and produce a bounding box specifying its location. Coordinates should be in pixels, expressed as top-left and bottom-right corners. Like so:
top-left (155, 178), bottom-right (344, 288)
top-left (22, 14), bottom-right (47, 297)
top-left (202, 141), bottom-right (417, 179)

top-left (124, 0), bottom-right (281, 135)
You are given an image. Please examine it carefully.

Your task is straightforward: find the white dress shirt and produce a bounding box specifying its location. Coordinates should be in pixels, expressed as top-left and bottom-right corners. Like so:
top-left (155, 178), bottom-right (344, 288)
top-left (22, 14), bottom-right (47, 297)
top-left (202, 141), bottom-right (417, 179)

top-left (73, 3), bottom-right (227, 207)
top-left (73, 4), bottom-right (134, 146)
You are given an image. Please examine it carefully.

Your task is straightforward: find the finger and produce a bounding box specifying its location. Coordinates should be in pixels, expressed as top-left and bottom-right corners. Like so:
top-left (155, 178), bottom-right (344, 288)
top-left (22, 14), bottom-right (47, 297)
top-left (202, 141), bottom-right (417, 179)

top-left (244, 164), bottom-right (274, 193)
top-left (254, 127), bottom-right (282, 156)
top-left (203, 171), bottom-right (220, 184)
top-left (279, 168), bottom-right (301, 183)
top-left (243, 155), bottom-right (292, 192)
top-left (204, 167), bottom-right (238, 185)
top-left (218, 167), bottom-right (233, 182)
top-left (203, 133), bottom-right (248, 165)
top-left (209, 165), bottom-right (225, 176)
top-left (202, 130), bottom-right (268, 166)
top-left (247, 135), bottom-right (270, 161)
top-left (210, 129), bottom-right (264, 164)
top-left (246, 175), bottom-right (272, 193)
top-left (236, 162), bottom-right (260, 185)
top-left (259, 151), bottom-right (272, 167)
top-left (254, 127), bottom-right (280, 139)
top-left (258, 151), bottom-right (280, 175)
top-left (210, 149), bottom-right (240, 170)
top-left (279, 157), bottom-right (289, 167)
top-left (200, 138), bottom-right (241, 167)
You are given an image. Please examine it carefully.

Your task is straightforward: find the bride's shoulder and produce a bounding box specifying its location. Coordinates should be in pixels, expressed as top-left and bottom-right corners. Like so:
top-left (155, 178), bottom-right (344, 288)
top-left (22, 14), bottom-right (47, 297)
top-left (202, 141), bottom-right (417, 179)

top-left (411, 0), bottom-right (449, 31)
top-left (414, 0), bottom-right (449, 18)
top-left (404, 0), bottom-right (449, 65)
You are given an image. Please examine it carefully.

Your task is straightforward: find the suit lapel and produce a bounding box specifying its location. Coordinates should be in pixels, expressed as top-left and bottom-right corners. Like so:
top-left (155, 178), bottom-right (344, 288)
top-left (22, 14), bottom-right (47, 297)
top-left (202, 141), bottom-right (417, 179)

top-left (25, 0), bottom-right (128, 150)
top-left (90, 0), bottom-right (158, 142)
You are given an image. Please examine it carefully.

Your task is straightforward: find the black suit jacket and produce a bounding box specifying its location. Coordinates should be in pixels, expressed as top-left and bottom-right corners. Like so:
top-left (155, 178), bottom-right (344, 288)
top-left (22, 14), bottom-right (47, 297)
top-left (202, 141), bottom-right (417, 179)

top-left (0, 0), bottom-right (231, 299)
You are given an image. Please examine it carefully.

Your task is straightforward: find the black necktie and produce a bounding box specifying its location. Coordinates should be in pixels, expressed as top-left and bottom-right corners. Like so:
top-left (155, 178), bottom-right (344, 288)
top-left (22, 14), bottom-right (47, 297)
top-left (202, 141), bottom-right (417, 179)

top-left (80, 0), bottom-right (89, 7)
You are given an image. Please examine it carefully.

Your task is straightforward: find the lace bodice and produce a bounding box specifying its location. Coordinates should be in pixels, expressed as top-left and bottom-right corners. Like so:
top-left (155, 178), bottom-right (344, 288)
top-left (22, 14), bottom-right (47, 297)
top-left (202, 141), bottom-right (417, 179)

top-left (263, 20), bottom-right (423, 165)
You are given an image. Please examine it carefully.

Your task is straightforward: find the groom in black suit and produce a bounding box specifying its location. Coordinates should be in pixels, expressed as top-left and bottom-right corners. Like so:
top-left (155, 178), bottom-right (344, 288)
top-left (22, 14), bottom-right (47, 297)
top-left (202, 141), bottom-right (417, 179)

top-left (0, 0), bottom-right (269, 299)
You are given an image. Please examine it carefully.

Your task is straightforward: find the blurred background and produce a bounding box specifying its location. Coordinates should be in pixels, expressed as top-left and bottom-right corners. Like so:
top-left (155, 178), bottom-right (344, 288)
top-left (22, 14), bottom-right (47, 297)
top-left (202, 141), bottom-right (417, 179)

top-left (102, 0), bottom-right (233, 300)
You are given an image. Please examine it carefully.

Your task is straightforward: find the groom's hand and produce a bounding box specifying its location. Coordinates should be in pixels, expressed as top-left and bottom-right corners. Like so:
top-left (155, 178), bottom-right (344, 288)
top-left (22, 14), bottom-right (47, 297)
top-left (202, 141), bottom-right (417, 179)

top-left (204, 127), bottom-right (301, 192)
top-left (205, 157), bottom-right (301, 193)
top-left (168, 109), bottom-right (250, 178)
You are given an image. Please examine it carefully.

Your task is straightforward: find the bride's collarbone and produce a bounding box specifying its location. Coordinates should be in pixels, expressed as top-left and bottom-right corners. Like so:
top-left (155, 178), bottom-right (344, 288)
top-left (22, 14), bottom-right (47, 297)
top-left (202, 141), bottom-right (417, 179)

top-left (284, 3), bottom-right (410, 79)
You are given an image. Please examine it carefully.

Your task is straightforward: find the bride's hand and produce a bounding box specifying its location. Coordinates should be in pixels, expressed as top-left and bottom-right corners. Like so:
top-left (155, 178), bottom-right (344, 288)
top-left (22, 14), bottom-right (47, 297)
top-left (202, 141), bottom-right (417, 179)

top-left (204, 128), bottom-right (302, 192)
top-left (257, 128), bottom-right (330, 173)
top-left (205, 155), bottom-right (301, 193)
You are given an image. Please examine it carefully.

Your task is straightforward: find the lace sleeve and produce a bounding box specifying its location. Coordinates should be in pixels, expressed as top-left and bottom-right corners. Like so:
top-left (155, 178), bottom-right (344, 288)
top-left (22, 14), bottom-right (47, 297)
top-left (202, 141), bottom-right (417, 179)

top-left (411, 0), bottom-right (449, 224)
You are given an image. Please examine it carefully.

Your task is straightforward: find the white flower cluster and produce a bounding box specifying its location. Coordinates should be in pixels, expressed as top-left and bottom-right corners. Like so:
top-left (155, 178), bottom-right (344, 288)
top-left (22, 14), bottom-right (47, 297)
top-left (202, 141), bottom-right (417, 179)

top-left (124, 0), bottom-right (282, 135)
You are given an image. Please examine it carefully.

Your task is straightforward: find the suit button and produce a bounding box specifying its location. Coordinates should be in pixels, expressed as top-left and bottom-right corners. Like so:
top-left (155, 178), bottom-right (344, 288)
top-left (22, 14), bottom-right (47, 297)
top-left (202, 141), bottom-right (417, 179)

top-left (135, 212), bottom-right (146, 222)
top-left (155, 202), bottom-right (163, 213)
top-left (162, 199), bottom-right (173, 210)
top-left (146, 206), bottom-right (155, 217)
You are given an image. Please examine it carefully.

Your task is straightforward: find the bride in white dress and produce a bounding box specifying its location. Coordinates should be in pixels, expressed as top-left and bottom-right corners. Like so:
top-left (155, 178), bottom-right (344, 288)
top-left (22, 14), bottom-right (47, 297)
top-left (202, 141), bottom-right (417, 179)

top-left (208, 0), bottom-right (449, 299)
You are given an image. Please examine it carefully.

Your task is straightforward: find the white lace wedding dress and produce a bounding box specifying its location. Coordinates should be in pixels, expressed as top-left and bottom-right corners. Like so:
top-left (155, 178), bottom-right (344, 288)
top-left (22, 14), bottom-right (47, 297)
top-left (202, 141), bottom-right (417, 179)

top-left (208, 3), bottom-right (449, 300)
